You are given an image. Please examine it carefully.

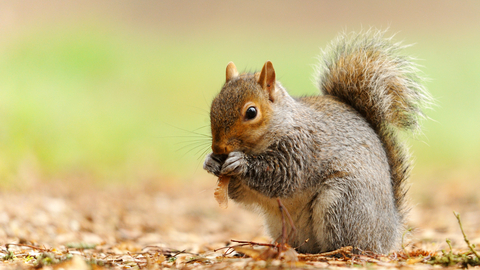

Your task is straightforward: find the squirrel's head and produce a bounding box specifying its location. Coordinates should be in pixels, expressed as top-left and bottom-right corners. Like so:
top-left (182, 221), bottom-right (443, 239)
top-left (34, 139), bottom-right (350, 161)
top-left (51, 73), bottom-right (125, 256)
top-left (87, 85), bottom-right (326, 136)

top-left (210, 61), bottom-right (280, 155)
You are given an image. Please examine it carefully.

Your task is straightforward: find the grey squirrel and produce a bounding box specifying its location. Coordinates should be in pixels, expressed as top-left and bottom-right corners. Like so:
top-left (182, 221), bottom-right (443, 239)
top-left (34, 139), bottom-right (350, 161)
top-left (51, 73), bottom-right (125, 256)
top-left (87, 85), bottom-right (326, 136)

top-left (203, 30), bottom-right (431, 254)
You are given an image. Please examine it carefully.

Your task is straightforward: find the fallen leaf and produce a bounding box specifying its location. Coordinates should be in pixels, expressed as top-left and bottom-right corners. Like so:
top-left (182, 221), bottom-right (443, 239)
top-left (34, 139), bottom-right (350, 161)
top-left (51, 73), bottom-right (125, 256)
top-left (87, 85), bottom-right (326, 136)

top-left (233, 247), bottom-right (262, 259)
top-left (47, 256), bottom-right (89, 270)
top-left (407, 257), bottom-right (425, 264)
top-left (214, 176), bottom-right (230, 209)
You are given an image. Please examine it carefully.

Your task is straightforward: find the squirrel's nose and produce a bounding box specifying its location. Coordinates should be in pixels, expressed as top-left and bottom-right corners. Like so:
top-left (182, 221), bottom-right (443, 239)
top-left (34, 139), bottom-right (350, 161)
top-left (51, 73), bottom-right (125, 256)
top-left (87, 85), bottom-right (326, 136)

top-left (212, 143), bottom-right (232, 155)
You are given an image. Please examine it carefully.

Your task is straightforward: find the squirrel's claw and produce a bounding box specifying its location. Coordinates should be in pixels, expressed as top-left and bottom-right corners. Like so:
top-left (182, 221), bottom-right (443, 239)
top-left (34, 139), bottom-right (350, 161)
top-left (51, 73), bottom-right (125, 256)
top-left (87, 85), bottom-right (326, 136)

top-left (203, 152), bottom-right (223, 176)
top-left (221, 151), bottom-right (247, 176)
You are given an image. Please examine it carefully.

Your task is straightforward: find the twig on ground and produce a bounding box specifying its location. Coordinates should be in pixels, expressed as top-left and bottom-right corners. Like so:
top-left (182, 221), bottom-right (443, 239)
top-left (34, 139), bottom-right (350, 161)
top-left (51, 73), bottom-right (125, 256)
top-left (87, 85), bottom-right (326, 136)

top-left (214, 240), bottom-right (276, 257)
top-left (401, 227), bottom-right (413, 258)
top-left (6, 243), bottom-right (49, 252)
top-left (127, 252), bottom-right (143, 269)
top-left (298, 246), bottom-right (353, 261)
top-left (454, 211), bottom-right (480, 259)
top-left (171, 249), bottom-right (187, 258)
top-left (229, 240), bottom-right (276, 247)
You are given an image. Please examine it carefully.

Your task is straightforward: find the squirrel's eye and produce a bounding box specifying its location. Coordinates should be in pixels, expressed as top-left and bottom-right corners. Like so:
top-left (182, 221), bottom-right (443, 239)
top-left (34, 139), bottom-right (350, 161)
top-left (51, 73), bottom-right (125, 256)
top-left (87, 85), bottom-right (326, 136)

top-left (245, 106), bottom-right (257, 120)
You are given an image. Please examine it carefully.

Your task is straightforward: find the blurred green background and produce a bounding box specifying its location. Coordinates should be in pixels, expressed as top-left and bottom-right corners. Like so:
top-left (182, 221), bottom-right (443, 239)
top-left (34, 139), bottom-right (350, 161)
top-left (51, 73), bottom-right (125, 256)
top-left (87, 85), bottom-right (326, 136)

top-left (0, 1), bottom-right (479, 189)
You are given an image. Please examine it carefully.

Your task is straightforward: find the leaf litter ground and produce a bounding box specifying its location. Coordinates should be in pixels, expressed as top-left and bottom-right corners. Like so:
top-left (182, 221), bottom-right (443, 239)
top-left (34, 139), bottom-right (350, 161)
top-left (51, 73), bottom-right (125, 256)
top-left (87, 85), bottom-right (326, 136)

top-left (0, 178), bottom-right (479, 269)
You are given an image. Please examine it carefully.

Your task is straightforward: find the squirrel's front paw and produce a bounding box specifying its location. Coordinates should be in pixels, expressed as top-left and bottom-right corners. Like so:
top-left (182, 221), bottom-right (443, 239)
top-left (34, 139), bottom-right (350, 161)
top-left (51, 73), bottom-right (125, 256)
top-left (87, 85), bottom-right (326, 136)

top-left (203, 152), bottom-right (227, 176)
top-left (221, 151), bottom-right (247, 176)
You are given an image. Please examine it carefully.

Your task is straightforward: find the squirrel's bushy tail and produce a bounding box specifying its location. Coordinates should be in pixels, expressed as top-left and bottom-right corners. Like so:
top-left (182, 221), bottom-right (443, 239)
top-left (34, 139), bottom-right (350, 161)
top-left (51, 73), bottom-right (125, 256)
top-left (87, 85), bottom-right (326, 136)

top-left (316, 29), bottom-right (432, 215)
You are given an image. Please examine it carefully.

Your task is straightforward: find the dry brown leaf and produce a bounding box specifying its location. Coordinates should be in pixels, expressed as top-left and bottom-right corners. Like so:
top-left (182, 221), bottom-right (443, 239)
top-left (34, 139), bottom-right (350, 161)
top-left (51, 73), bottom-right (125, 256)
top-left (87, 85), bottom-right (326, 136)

top-left (406, 257), bottom-right (425, 264)
top-left (280, 246), bottom-right (299, 262)
top-left (258, 248), bottom-right (279, 261)
top-left (233, 246), bottom-right (262, 259)
top-left (327, 260), bottom-right (349, 266)
top-left (46, 256), bottom-right (89, 270)
top-left (214, 176), bottom-right (230, 209)
top-left (298, 246), bottom-right (353, 262)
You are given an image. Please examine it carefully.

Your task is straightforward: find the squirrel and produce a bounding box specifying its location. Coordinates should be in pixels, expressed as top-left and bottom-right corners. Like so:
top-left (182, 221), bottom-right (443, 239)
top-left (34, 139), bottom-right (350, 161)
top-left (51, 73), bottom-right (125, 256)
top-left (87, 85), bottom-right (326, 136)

top-left (203, 30), bottom-right (431, 254)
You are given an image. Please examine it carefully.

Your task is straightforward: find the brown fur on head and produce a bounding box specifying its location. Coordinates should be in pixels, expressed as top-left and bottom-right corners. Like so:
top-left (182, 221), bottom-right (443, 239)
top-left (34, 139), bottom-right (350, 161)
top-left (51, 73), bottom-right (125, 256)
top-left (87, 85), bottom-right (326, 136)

top-left (210, 61), bottom-right (277, 155)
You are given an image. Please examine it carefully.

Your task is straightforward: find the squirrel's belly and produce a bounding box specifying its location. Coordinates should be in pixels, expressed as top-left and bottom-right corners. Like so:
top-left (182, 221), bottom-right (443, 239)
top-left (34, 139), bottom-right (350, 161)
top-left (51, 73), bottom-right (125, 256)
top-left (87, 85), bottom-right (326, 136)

top-left (260, 190), bottom-right (323, 253)
top-left (229, 177), bottom-right (332, 253)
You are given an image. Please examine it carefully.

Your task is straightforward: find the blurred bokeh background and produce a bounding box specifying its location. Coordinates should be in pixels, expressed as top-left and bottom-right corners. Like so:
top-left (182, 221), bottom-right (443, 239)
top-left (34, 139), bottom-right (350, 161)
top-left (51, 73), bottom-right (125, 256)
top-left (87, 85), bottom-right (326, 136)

top-left (0, 0), bottom-right (479, 208)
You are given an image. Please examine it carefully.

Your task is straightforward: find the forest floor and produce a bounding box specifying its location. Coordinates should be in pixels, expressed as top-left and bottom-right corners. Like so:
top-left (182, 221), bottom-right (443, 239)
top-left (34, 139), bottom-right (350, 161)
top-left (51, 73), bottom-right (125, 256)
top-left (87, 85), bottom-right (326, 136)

top-left (0, 176), bottom-right (479, 269)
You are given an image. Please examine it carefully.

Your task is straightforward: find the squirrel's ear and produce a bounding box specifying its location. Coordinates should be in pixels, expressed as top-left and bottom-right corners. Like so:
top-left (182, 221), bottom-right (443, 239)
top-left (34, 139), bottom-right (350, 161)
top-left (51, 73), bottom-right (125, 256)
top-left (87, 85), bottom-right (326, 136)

top-left (257, 61), bottom-right (276, 101)
top-left (226, 62), bottom-right (239, 82)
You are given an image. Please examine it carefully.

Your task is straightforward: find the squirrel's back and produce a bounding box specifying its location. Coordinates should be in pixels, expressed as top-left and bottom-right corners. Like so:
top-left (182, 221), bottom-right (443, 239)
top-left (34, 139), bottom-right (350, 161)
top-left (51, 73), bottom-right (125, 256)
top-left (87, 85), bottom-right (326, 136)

top-left (315, 30), bottom-right (432, 217)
